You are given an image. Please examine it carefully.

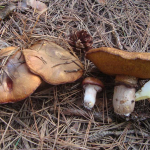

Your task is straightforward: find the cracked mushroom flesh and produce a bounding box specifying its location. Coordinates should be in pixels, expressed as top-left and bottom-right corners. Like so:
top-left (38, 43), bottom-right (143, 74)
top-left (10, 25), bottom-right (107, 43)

top-left (23, 40), bottom-right (83, 85)
top-left (0, 49), bottom-right (42, 103)
top-left (82, 77), bottom-right (104, 110)
top-left (86, 47), bottom-right (150, 116)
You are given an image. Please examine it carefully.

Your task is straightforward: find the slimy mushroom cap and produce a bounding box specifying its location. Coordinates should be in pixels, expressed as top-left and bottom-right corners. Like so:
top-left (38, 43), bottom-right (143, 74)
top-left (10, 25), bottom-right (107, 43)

top-left (86, 47), bottom-right (150, 78)
top-left (23, 40), bottom-right (83, 85)
top-left (82, 77), bottom-right (104, 89)
top-left (0, 50), bottom-right (42, 103)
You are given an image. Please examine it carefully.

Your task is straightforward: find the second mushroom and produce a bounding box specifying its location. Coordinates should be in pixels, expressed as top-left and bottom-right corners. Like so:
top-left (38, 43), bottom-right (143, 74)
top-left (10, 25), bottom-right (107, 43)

top-left (86, 47), bottom-right (150, 116)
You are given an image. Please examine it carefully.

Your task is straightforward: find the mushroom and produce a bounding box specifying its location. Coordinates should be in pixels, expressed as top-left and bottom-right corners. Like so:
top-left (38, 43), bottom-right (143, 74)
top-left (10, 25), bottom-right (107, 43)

top-left (0, 50), bottom-right (42, 103)
top-left (82, 77), bottom-right (104, 110)
top-left (135, 80), bottom-right (150, 101)
top-left (86, 47), bottom-right (150, 116)
top-left (23, 40), bottom-right (83, 85)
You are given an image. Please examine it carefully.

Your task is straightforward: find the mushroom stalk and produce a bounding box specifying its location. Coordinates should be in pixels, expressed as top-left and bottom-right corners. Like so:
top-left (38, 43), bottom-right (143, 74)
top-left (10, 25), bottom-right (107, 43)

top-left (113, 75), bottom-right (137, 116)
top-left (113, 85), bottom-right (136, 116)
top-left (135, 80), bottom-right (150, 101)
top-left (83, 84), bottom-right (102, 110)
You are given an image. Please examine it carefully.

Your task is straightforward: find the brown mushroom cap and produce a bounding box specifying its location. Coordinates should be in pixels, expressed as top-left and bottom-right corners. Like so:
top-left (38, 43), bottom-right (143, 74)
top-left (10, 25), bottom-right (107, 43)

top-left (86, 47), bottom-right (150, 79)
top-left (82, 77), bottom-right (104, 88)
top-left (0, 50), bottom-right (42, 103)
top-left (23, 40), bottom-right (83, 85)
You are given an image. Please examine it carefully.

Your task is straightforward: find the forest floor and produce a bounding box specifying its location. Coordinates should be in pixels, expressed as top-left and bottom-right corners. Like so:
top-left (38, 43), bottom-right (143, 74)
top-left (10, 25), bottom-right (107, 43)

top-left (0, 0), bottom-right (150, 149)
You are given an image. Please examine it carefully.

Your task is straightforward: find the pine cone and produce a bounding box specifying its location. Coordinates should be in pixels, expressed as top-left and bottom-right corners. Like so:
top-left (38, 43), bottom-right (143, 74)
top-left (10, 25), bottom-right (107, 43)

top-left (68, 30), bottom-right (93, 52)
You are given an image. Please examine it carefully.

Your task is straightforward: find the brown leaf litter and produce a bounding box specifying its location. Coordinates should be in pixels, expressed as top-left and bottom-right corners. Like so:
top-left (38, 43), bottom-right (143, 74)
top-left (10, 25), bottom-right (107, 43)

top-left (0, 0), bottom-right (150, 149)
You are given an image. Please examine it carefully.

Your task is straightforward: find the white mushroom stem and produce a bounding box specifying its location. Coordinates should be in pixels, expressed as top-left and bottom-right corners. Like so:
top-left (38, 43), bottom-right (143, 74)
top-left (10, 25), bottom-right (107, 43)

top-left (113, 85), bottom-right (136, 116)
top-left (113, 75), bottom-right (137, 116)
top-left (135, 80), bottom-right (150, 101)
top-left (83, 84), bottom-right (102, 110)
